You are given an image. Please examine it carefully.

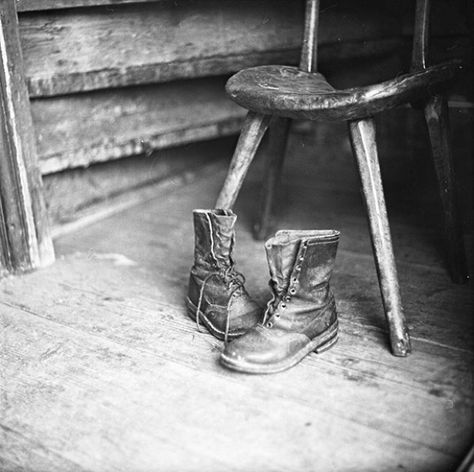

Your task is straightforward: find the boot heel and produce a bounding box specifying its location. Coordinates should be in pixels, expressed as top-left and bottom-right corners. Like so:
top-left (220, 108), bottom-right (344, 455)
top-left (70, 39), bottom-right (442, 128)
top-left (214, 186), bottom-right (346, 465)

top-left (314, 332), bottom-right (338, 353)
top-left (313, 320), bottom-right (339, 353)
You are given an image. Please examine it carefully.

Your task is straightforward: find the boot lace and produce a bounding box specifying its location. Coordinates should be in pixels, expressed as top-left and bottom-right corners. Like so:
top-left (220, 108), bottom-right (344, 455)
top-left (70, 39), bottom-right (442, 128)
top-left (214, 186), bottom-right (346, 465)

top-left (261, 279), bottom-right (279, 326)
top-left (195, 262), bottom-right (246, 343)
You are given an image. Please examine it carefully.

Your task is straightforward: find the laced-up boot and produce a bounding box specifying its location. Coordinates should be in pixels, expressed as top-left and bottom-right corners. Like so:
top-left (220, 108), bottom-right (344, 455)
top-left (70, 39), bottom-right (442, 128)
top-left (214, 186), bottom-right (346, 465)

top-left (220, 229), bottom-right (340, 373)
top-left (187, 209), bottom-right (261, 341)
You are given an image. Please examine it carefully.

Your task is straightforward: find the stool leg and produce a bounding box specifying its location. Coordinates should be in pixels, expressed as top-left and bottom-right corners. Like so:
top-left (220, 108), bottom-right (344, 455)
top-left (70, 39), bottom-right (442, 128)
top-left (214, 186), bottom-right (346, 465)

top-left (424, 95), bottom-right (468, 284)
top-left (349, 118), bottom-right (411, 357)
top-left (253, 117), bottom-right (292, 240)
top-left (216, 112), bottom-right (271, 209)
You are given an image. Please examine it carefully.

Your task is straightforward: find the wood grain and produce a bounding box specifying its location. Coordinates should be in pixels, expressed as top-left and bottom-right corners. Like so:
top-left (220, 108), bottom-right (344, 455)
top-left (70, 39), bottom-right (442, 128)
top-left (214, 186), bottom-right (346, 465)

top-left (0, 163), bottom-right (471, 471)
top-left (16, 0), bottom-right (161, 12)
top-left (424, 94), bottom-right (468, 283)
top-left (226, 61), bottom-right (461, 121)
top-left (299, 0), bottom-right (319, 73)
top-left (0, 0), bottom-right (54, 273)
top-left (19, 0), bottom-right (304, 97)
top-left (219, 0), bottom-right (466, 358)
top-left (51, 165), bottom-right (474, 350)
top-left (215, 112), bottom-right (271, 209)
top-left (1, 300), bottom-right (465, 471)
top-left (29, 41), bottom-right (414, 175)
top-left (349, 118), bottom-right (410, 356)
top-left (43, 138), bottom-right (236, 226)
top-left (17, 0), bottom-right (425, 98)
top-left (32, 77), bottom-right (245, 174)
top-left (253, 117), bottom-right (291, 240)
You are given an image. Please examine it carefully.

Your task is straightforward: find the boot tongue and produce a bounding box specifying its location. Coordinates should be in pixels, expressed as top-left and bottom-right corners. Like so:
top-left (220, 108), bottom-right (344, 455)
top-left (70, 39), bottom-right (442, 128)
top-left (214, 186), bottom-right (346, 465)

top-left (208, 209), bottom-right (237, 265)
top-left (265, 232), bottom-right (301, 294)
top-left (193, 209), bottom-right (237, 267)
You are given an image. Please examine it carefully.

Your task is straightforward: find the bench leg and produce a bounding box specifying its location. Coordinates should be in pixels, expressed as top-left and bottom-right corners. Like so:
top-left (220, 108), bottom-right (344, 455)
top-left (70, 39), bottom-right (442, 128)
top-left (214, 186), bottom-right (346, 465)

top-left (253, 117), bottom-right (291, 240)
top-left (216, 112), bottom-right (271, 209)
top-left (349, 118), bottom-right (411, 357)
top-left (424, 95), bottom-right (468, 284)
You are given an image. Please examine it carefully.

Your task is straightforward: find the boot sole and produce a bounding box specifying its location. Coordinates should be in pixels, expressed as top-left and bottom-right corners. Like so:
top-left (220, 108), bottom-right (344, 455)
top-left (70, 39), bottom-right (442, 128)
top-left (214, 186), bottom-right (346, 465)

top-left (220, 320), bottom-right (339, 374)
top-left (186, 297), bottom-right (247, 341)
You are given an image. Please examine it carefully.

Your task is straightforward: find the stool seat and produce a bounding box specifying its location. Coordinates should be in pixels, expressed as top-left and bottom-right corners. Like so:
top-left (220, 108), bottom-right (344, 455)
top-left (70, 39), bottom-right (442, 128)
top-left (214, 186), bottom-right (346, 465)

top-left (226, 62), bottom-right (460, 121)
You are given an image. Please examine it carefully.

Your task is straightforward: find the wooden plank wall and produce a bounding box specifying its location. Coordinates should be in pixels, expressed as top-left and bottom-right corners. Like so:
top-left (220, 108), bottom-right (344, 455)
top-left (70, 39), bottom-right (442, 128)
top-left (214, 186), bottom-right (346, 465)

top-left (21, 0), bottom-right (304, 175)
top-left (13, 0), bottom-right (471, 226)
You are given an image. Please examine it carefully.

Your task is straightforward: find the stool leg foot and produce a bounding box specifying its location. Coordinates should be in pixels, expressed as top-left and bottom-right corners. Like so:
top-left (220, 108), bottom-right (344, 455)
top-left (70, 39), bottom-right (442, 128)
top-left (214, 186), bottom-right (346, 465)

top-left (349, 118), bottom-right (411, 357)
top-left (253, 117), bottom-right (291, 240)
top-left (216, 112), bottom-right (271, 209)
top-left (424, 95), bottom-right (468, 284)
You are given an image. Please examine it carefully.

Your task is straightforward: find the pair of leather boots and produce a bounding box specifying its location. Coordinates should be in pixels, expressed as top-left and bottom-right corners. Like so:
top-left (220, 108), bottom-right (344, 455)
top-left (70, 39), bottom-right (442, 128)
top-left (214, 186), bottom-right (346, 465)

top-left (187, 209), bottom-right (339, 374)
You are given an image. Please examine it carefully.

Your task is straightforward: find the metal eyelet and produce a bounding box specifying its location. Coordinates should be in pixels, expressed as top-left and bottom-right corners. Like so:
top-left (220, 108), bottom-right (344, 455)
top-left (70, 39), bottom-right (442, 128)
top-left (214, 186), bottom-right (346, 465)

top-left (290, 288), bottom-right (296, 295)
top-left (292, 277), bottom-right (297, 283)
top-left (285, 296), bottom-right (291, 302)
top-left (299, 256), bottom-right (304, 261)
top-left (275, 313), bottom-right (280, 318)
top-left (267, 321), bottom-right (273, 328)
top-left (281, 303), bottom-right (286, 308)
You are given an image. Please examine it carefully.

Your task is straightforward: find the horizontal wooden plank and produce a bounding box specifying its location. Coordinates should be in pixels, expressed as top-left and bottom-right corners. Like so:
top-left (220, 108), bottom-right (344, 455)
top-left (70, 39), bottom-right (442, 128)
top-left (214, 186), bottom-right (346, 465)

top-left (42, 138), bottom-right (236, 226)
top-left (32, 76), bottom-right (245, 174)
top-left (19, 0), bottom-right (304, 97)
top-left (16, 0), bottom-right (160, 12)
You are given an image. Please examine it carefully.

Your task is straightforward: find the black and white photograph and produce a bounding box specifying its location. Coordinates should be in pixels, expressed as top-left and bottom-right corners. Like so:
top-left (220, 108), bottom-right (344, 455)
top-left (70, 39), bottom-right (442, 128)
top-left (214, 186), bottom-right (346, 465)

top-left (0, 0), bottom-right (472, 470)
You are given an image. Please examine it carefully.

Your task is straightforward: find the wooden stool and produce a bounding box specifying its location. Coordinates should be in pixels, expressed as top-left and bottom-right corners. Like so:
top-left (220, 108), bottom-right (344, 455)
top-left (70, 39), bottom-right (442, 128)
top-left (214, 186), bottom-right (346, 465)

top-left (215, 0), bottom-right (468, 356)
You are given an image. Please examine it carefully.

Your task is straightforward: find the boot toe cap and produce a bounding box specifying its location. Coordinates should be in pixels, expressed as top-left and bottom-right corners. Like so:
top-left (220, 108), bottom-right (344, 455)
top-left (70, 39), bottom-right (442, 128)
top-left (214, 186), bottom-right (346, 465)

top-left (221, 327), bottom-right (309, 372)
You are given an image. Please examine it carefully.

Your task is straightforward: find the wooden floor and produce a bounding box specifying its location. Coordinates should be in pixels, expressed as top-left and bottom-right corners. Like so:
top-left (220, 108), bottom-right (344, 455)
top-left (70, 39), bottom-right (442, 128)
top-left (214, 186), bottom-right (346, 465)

top-left (1, 125), bottom-right (472, 472)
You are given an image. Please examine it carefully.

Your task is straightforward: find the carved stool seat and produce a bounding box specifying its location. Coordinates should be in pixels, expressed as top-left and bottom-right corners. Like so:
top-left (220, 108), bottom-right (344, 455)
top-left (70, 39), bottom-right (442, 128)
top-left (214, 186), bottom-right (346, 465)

top-left (227, 62), bottom-right (461, 121)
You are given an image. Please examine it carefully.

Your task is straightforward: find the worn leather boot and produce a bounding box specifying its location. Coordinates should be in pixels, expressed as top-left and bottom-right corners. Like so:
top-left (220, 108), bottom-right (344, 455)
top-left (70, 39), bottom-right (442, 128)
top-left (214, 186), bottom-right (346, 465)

top-left (187, 209), bottom-right (260, 341)
top-left (220, 229), bottom-right (340, 373)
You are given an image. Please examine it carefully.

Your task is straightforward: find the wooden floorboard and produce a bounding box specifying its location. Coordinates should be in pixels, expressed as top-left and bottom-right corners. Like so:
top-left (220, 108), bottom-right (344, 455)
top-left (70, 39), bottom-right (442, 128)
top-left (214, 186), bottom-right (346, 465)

top-left (1, 142), bottom-right (472, 471)
top-left (0, 300), bottom-right (465, 471)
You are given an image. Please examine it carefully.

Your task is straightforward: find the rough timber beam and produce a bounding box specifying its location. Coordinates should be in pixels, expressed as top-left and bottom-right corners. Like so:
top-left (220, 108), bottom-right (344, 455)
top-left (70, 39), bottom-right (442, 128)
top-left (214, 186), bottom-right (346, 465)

top-left (0, 0), bottom-right (54, 274)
